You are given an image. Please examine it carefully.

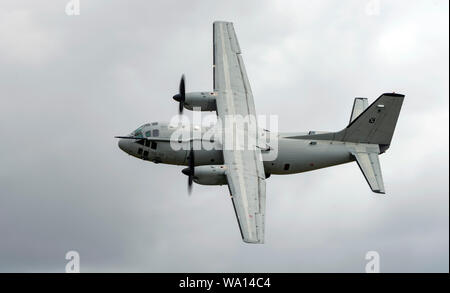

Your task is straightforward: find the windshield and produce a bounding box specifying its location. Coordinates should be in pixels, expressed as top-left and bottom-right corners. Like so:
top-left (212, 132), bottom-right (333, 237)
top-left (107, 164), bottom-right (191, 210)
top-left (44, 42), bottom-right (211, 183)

top-left (132, 124), bottom-right (148, 138)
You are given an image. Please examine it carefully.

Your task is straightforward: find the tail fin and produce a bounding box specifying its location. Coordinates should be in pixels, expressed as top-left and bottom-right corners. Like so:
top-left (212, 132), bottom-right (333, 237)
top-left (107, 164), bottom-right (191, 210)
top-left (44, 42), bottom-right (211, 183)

top-left (289, 93), bottom-right (405, 151)
top-left (342, 93), bottom-right (404, 194)
top-left (282, 92), bottom-right (404, 194)
top-left (336, 93), bottom-right (405, 150)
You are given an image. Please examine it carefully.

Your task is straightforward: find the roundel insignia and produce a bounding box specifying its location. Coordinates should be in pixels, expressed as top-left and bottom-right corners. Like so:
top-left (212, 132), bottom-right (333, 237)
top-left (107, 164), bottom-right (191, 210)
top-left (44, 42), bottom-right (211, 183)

top-left (369, 117), bottom-right (376, 124)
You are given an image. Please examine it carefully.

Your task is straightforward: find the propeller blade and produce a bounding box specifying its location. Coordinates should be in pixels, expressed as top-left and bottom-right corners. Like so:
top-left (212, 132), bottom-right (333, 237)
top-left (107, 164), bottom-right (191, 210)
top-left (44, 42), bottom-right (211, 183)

top-left (181, 141), bottom-right (195, 195)
top-left (189, 148), bottom-right (195, 173)
top-left (187, 146), bottom-right (195, 195)
top-left (173, 75), bottom-right (186, 114)
top-left (179, 101), bottom-right (184, 114)
top-left (179, 74), bottom-right (185, 97)
top-left (188, 176), bottom-right (193, 195)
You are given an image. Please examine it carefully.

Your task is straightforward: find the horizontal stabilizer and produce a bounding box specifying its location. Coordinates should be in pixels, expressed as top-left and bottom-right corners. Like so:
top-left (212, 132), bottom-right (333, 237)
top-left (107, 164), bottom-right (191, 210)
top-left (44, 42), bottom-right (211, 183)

top-left (353, 150), bottom-right (385, 194)
top-left (350, 97), bottom-right (368, 123)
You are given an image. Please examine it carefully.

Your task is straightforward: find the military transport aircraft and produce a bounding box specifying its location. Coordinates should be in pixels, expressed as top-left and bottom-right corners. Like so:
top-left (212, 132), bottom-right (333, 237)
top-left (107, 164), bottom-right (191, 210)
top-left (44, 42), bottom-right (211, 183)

top-left (116, 21), bottom-right (404, 244)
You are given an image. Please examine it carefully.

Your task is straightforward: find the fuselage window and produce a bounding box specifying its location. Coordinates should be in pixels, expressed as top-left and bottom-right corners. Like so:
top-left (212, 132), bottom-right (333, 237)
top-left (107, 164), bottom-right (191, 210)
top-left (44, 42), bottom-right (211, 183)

top-left (284, 164), bottom-right (290, 171)
top-left (152, 129), bottom-right (159, 137)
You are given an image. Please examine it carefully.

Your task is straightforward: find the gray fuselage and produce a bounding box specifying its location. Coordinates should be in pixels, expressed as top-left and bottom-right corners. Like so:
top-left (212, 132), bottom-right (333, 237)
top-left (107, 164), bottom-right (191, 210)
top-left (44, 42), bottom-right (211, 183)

top-left (118, 122), bottom-right (354, 176)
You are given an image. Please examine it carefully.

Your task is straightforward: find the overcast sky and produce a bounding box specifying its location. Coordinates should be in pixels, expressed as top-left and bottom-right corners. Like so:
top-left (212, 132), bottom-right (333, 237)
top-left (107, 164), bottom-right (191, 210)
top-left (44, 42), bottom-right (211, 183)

top-left (0, 0), bottom-right (448, 272)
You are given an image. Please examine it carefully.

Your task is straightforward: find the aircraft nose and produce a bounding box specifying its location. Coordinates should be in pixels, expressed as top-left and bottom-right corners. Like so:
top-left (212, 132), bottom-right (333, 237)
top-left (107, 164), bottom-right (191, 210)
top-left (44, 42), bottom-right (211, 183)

top-left (118, 139), bottom-right (127, 152)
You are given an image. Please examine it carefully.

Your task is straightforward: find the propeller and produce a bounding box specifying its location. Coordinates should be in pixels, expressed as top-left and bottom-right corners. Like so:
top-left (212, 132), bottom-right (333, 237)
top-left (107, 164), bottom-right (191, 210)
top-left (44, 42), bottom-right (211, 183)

top-left (181, 146), bottom-right (195, 195)
top-left (173, 74), bottom-right (186, 114)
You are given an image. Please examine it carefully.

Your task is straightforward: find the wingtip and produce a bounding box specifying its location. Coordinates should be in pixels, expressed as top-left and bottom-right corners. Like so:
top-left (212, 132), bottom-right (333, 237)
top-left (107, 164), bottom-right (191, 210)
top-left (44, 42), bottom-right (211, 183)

top-left (243, 240), bottom-right (264, 244)
top-left (213, 20), bottom-right (233, 25)
top-left (383, 92), bottom-right (405, 98)
top-left (242, 237), bottom-right (264, 244)
top-left (373, 190), bottom-right (386, 194)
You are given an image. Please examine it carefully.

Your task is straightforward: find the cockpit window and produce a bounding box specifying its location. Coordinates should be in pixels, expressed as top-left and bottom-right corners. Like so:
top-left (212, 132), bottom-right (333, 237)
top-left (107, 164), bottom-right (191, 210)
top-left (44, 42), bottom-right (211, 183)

top-left (152, 129), bottom-right (159, 137)
top-left (145, 130), bottom-right (152, 137)
top-left (133, 125), bottom-right (145, 138)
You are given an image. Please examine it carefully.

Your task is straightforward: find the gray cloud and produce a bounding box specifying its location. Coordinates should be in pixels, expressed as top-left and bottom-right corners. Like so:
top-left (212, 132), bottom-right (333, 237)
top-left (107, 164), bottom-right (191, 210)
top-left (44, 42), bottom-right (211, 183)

top-left (0, 0), bottom-right (448, 272)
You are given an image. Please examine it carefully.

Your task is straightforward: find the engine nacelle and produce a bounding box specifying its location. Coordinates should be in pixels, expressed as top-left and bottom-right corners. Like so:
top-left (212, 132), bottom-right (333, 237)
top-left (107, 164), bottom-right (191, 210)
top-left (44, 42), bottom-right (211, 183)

top-left (184, 92), bottom-right (217, 111)
top-left (192, 165), bottom-right (227, 185)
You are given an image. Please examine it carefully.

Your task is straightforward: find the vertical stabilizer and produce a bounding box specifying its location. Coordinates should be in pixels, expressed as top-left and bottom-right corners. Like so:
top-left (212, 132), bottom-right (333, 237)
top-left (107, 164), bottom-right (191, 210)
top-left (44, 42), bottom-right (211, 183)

top-left (338, 93), bottom-right (405, 147)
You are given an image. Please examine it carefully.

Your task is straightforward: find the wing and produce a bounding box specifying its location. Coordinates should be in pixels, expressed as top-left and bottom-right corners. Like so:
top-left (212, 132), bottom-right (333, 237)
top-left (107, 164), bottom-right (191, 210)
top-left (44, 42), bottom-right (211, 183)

top-left (213, 21), bottom-right (266, 244)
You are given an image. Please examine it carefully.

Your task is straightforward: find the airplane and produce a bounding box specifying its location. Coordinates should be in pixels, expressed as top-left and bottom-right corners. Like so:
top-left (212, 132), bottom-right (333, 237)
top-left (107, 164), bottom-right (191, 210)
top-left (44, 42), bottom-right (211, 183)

top-left (116, 21), bottom-right (405, 244)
